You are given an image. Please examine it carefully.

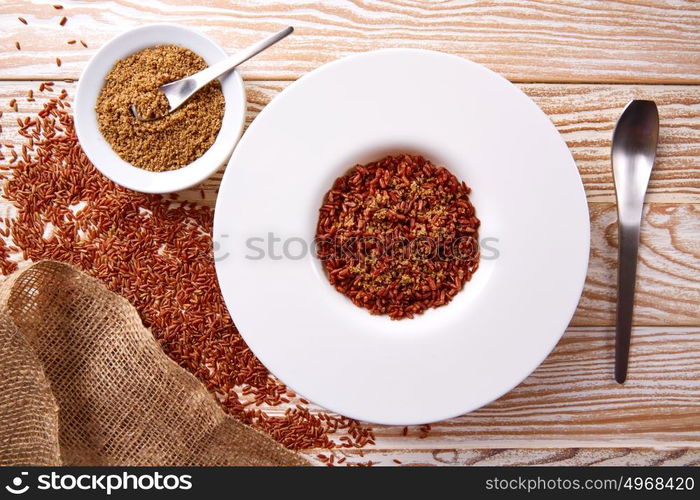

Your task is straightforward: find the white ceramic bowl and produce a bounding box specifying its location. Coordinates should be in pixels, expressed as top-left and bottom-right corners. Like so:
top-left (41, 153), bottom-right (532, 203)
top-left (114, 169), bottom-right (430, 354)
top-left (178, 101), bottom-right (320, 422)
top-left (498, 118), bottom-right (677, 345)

top-left (74, 24), bottom-right (246, 193)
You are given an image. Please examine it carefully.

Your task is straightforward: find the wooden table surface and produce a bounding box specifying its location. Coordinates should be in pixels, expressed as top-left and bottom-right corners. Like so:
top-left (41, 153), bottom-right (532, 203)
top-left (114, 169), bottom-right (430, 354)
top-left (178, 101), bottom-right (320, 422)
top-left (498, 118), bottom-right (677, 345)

top-left (1, 0), bottom-right (698, 466)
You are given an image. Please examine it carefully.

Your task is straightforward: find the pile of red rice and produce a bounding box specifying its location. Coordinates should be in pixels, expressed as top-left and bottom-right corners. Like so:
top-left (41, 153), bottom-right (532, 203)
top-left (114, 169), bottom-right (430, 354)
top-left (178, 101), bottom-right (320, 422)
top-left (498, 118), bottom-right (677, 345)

top-left (0, 85), bottom-right (376, 456)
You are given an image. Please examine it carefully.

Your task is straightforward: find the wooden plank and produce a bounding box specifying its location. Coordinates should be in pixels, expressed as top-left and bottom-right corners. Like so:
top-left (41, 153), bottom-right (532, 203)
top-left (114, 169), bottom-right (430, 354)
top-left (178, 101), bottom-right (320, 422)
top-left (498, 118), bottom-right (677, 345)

top-left (301, 447), bottom-right (700, 466)
top-left (1, 81), bottom-right (699, 326)
top-left (576, 203), bottom-right (700, 327)
top-left (1, 0), bottom-right (700, 83)
top-left (523, 84), bottom-right (700, 204)
top-left (359, 327), bottom-right (700, 448)
top-left (199, 82), bottom-right (700, 204)
top-left (1, 81), bottom-right (699, 204)
top-left (265, 327), bottom-right (700, 451)
top-left (247, 327), bottom-right (700, 450)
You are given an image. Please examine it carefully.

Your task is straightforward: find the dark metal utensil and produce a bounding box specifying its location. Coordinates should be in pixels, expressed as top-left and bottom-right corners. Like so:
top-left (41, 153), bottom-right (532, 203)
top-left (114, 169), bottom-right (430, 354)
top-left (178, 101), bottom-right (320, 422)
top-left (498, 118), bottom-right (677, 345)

top-left (611, 100), bottom-right (659, 383)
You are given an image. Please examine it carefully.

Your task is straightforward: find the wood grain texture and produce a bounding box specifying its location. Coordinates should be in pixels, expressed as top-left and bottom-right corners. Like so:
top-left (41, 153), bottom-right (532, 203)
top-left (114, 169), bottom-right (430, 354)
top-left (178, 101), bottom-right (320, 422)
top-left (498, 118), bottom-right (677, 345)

top-left (302, 447), bottom-right (700, 466)
top-left (1, 81), bottom-right (699, 326)
top-left (2, 81), bottom-right (698, 204)
top-left (356, 327), bottom-right (700, 448)
top-left (577, 203), bottom-right (700, 326)
top-left (268, 326), bottom-right (700, 454)
top-left (1, 0), bottom-right (700, 83)
top-left (199, 82), bottom-right (700, 204)
top-left (1, 3), bottom-right (699, 460)
top-left (524, 84), bottom-right (700, 204)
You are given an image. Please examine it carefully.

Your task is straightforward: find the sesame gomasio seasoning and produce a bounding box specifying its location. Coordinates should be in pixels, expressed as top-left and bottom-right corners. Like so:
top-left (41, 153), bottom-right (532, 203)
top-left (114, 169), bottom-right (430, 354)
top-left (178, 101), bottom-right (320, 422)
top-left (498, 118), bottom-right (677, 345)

top-left (95, 45), bottom-right (225, 172)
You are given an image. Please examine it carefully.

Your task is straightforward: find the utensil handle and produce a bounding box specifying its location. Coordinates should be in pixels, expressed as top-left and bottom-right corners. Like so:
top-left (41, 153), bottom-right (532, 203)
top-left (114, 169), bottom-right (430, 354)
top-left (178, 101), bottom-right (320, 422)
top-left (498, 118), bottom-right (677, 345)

top-left (163, 27), bottom-right (293, 110)
top-left (194, 26), bottom-right (294, 85)
top-left (615, 219), bottom-right (641, 383)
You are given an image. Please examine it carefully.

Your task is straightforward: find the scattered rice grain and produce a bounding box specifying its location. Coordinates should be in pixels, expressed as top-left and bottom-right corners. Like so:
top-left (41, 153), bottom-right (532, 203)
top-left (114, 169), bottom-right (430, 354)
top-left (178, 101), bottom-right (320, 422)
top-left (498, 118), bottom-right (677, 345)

top-left (0, 84), bottom-right (376, 453)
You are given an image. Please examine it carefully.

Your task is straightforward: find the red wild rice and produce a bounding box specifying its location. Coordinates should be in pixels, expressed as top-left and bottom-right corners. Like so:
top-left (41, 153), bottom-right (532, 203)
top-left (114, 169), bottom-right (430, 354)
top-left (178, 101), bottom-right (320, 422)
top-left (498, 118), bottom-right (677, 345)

top-left (0, 85), bottom-right (376, 455)
top-left (419, 423), bottom-right (432, 439)
top-left (316, 154), bottom-right (480, 319)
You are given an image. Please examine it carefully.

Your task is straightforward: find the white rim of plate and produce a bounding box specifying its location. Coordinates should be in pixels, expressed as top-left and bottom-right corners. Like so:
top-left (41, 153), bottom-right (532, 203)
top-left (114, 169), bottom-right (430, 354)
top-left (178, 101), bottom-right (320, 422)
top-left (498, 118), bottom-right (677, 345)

top-left (214, 48), bottom-right (590, 425)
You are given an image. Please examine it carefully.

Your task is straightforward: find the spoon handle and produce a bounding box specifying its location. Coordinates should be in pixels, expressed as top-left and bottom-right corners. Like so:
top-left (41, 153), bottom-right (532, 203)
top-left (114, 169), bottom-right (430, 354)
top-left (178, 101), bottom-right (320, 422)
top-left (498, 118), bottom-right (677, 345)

top-left (615, 218), bottom-right (641, 383)
top-left (192, 26), bottom-right (293, 87)
top-left (162, 26), bottom-right (294, 111)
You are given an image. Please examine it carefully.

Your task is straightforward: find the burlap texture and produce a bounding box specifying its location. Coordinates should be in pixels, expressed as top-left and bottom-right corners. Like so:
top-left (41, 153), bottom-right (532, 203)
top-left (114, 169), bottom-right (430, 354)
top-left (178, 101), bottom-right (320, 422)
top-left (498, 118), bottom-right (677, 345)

top-left (0, 261), bottom-right (308, 466)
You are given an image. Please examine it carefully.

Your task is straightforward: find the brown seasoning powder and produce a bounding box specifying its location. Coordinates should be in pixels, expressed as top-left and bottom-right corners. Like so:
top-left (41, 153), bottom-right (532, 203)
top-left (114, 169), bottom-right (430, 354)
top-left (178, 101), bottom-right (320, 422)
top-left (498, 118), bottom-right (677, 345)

top-left (95, 45), bottom-right (225, 172)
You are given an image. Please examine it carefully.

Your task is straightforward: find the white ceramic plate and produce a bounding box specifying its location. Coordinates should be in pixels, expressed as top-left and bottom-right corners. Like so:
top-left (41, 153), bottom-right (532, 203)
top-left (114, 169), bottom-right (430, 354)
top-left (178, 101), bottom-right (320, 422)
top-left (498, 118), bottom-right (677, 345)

top-left (74, 24), bottom-right (246, 193)
top-left (214, 49), bottom-right (589, 425)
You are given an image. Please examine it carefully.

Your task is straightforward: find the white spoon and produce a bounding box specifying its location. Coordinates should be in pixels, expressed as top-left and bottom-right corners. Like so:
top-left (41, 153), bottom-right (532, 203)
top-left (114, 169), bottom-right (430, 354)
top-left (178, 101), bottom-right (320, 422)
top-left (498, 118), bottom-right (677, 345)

top-left (130, 26), bottom-right (293, 121)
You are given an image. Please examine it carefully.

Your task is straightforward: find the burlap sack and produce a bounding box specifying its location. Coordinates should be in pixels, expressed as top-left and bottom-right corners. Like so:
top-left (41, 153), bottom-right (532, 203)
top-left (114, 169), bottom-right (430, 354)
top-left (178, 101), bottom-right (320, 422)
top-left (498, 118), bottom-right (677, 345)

top-left (0, 261), bottom-right (308, 466)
